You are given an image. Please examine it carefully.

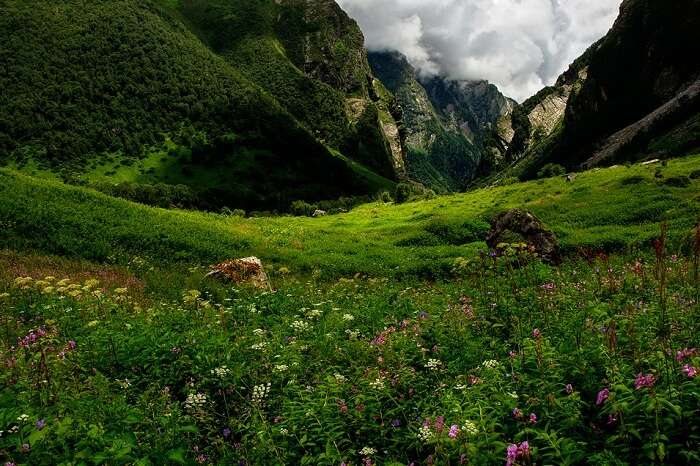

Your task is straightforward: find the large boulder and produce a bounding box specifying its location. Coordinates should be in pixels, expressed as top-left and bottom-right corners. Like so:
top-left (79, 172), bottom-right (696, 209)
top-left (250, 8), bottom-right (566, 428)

top-left (486, 209), bottom-right (561, 264)
top-left (206, 257), bottom-right (271, 290)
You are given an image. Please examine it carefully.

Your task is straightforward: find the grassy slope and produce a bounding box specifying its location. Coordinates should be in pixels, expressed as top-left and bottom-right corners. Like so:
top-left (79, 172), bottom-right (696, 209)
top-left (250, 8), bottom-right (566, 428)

top-left (1, 155), bottom-right (698, 279)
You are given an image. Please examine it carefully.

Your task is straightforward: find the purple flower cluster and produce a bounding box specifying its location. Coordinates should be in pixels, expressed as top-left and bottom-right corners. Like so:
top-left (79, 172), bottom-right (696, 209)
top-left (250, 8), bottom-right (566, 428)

top-left (634, 373), bottom-right (655, 390)
top-left (17, 327), bottom-right (47, 348)
top-left (506, 441), bottom-right (530, 466)
top-left (596, 388), bottom-right (610, 406)
top-left (682, 364), bottom-right (698, 378)
top-left (58, 340), bottom-right (77, 359)
top-left (676, 348), bottom-right (697, 361)
top-left (448, 424), bottom-right (460, 438)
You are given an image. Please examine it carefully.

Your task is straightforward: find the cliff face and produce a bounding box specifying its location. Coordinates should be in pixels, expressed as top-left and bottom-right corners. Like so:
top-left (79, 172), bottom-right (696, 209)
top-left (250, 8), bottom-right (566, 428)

top-left (368, 51), bottom-right (482, 191)
top-left (509, 0), bottom-right (700, 178)
top-left (560, 0), bottom-right (700, 167)
top-left (422, 78), bottom-right (516, 141)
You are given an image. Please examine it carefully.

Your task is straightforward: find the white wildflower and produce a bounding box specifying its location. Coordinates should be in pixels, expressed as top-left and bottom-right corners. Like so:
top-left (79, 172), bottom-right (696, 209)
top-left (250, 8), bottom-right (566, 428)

top-left (291, 320), bottom-right (310, 332)
top-left (252, 383), bottom-right (271, 406)
top-left (184, 393), bottom-right (208, 411)
top-left (482, 359), bottom-right (500, 369)
top-left (211, 366), bottom-right (231, 378)
top-left (359, 446), bottom-right (377, 456)
top-left (369, 378), bottom-right (385, 390)
top-left (462, 420), bottom-right (478, 435)
top-left (342, 313), bottom-right (355, 321)
top-left (417, 425), bottom-right (434, 442)
top-left (425, 359), bottom-right (443, 370)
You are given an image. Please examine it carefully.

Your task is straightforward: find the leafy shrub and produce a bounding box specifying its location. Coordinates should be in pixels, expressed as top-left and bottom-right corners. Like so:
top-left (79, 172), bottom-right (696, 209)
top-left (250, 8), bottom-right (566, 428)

top-left (537, 163), bottom-right (566, 179)
top-left (290, 200), bottom-right (319, 217)
top-left (662, 175), bottom-right (691, 187)
top-left (394, 183), bottom-right (413, 204)
top-left (619, 175), bottom-right (646, 185)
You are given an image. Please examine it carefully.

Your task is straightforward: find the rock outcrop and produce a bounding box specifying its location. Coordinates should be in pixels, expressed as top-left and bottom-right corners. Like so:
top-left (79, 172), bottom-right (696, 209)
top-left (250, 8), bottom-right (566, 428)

top-left (207, 257), bottom-right (272, 290)
top-left (486, 209), bottom-right (561, 265)
top-left (507, 0), bottom-right (700, 177)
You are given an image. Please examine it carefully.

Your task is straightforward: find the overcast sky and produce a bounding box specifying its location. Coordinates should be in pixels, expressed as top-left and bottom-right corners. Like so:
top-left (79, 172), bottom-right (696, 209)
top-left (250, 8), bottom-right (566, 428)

top-left (337, 0), bottom-right (622, 101)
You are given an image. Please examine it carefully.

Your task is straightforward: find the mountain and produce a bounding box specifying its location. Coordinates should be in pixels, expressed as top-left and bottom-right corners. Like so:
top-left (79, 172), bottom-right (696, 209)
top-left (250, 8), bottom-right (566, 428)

top-left (0, 0), bottom-right (401, 210)
top-left (178, 0), bottom-right (405, 179)
top-left (506, 0), bottom-right (700, 178)
top-left (368, 51), bottom-right (514, 191)
top-left (421, 77), bottom-right (517, 173)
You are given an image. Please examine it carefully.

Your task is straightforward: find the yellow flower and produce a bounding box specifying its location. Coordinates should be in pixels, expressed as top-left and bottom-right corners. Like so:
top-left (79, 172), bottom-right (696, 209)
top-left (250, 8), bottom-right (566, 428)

top-left (14, 277), bottom-right (32, 286)
top-left (68, 283), bottom-right (82, 290)
top-left (87, 320), bottom-right (99, 327)
top-left (57, 287), bottom-right (68, 293)
top-left (114, 288), bottom-right (128, 295)
top-left (57, 278), bottom-right (71, 286)
top-left (0, 292), bottom-right (10, 299)
top-left (68, 290), bottom-right (82, 298)
top-left (44, 276), bottom-right (56, 282)
top-left (83, 279), bottom-right (100, 289)
top-left (42, 286), bottom-right (55, 294)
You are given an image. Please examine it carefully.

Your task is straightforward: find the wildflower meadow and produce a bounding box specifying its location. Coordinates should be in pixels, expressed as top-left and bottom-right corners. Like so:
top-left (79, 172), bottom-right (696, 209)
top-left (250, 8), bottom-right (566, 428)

top-left (1, 225), bottom-right (699, 465)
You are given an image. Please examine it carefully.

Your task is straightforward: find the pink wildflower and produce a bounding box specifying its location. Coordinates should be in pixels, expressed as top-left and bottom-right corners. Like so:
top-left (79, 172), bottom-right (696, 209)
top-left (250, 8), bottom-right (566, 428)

top-left (596, 388), bottom-right (610, 406)
top-left (682, 365), bottom-right (698, 378)
top-left (532, 328), bottom-right (541, 339)
top-left (529, 413), bottom-right (537, 424)
top-left (448, 424), bottom-right (459, 438)
top-left (634, 373), bottom-right (655, 390)
top-left (676, 348), bottom-right (697, 361)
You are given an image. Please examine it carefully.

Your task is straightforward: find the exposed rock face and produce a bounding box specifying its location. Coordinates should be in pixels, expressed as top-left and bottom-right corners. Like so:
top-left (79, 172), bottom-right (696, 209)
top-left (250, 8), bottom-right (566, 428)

top-left (508, 0), bottom-right (700, 177)
top-left (369, 52), bottom-right (490, 192)
top-left (207, 257), bottom-right (272, 290)
top-left (560, 0), bottom-right (700, 167)
top-left (486, 209), bottom-right (561, 265)
top-left (583, 77), bottom-right (700, 168)
top-left (422, 78), bottom-right (515, 139)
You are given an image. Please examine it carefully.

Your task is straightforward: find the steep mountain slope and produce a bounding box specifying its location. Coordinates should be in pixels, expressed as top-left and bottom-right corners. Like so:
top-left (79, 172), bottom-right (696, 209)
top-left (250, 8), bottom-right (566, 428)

top-left (421, 77), bottom-right (517, 172)
top-left (505, 44), bottom-right (596, 163)
top-left (0, 0), bottom-right (399, 210)
top-left (175, 0), bottom-right (405, 179)
top-left (509, 0), bottom-right (700, 178)
top-left (369, 52), bottom-right (486, 191)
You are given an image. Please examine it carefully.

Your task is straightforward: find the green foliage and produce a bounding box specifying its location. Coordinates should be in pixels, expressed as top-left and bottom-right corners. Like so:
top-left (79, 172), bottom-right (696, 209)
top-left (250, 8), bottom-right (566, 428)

top-left (663, 175), bottom-right (692, 188)
top-left (537, 163), bottom-right (567, 179)
top-left (0, 0), bottom-right (393, 210)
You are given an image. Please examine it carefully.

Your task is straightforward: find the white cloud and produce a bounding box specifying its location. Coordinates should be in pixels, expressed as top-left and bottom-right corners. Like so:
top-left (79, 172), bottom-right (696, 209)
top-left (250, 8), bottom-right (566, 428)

top-left (337, 0), bottom-right (622, 101)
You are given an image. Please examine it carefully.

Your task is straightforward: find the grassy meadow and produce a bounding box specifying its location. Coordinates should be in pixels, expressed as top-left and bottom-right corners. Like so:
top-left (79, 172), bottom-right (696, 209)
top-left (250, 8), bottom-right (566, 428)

top-left (1, 156), bottom-right (699, 465)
